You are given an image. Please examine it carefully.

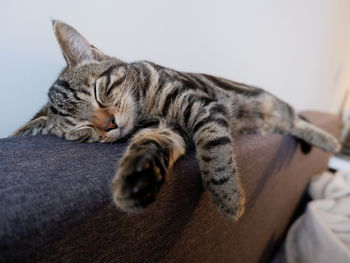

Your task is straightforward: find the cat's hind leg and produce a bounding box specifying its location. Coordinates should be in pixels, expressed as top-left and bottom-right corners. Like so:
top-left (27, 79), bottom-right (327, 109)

top-left (237, 93), bottom-right (341, 153)
top-left (289, 117), bottom-right (341, 153)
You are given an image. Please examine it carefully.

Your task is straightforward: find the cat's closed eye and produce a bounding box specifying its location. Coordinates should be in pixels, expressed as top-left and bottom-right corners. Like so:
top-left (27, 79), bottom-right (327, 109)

top-left (94, 81), bottom-right (105, 108)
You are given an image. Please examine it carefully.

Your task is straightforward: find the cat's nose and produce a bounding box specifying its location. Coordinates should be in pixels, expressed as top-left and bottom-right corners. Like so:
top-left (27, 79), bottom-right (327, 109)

top-left (105, 115), bottom-right (118, 131)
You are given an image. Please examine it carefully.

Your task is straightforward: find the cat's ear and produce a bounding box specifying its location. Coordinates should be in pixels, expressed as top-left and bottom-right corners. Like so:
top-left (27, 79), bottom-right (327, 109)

top-left (11, 106), bottom-right (49, 137)
top-left (52, 20), bottom-right (108, 67)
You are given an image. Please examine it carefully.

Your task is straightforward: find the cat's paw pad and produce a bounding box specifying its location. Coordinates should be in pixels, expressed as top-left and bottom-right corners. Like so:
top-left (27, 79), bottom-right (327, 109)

top-left (112, 152), bottom-right (166, 213)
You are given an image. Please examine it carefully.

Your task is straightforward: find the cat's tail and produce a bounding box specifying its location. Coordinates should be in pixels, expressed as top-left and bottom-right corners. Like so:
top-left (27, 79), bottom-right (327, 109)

top-left (290, 117), bottom-right (341, 153)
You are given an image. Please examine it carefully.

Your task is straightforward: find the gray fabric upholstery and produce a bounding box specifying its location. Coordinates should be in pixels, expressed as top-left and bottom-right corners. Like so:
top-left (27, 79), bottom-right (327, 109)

top-left (0, 136), bottom-right (128, 262)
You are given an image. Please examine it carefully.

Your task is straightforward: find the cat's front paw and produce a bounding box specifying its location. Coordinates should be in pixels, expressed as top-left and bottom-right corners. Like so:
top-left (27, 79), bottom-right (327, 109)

top-left (207, 180), bottom-right (246, 221)
top-left (112, 149), bottom-right (166, 213)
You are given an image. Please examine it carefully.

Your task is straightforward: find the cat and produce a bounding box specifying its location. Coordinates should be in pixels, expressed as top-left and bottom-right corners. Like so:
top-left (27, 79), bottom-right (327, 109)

top-left (12, 20), bottom-right (340, 221)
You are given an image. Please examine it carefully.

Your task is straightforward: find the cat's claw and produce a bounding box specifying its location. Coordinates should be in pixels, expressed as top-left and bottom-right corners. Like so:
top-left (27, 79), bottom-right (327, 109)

top-left (112, 151), bottom-right (166, 213)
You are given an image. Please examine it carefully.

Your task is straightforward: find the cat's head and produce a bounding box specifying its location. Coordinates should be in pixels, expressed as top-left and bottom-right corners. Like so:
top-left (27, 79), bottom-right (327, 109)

top-left (12, 21), bottom-right (139, 142)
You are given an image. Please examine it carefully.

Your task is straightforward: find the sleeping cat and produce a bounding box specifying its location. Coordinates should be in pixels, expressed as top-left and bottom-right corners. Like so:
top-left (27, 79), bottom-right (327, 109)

top-left (12, 20), bottom-right (340, 221)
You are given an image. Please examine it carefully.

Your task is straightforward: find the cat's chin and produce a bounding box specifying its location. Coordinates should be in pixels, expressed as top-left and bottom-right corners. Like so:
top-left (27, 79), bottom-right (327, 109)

top-left (116, 116), bottom-right (135, 139)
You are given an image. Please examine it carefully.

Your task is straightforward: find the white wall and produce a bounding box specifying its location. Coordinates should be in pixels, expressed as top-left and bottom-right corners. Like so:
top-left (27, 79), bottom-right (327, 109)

top-left (1, 0), bottom-right (350, 138)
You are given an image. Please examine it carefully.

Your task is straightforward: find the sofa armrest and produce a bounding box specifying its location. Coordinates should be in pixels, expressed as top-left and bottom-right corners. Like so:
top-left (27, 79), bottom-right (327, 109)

top-left (0, 111), bottom-right (339, 262)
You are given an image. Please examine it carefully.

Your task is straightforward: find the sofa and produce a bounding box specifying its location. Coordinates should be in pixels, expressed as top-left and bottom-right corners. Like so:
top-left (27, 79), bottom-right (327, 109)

top-left (0, 111), bottom-right (339, 263)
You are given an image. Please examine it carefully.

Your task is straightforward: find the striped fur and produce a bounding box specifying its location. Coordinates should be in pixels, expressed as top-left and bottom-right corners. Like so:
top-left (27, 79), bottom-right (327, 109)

top-left (12, 21), bottom-right (340, 220)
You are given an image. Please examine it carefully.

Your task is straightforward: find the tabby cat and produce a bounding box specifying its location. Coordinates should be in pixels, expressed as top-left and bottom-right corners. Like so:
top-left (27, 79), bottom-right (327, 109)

top-left (13, 21), bottom-right (340, 221)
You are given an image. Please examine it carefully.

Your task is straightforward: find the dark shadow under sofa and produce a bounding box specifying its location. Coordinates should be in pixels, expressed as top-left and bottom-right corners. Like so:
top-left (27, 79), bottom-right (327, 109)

top-left (0, 111), bottom-right (339, 263)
